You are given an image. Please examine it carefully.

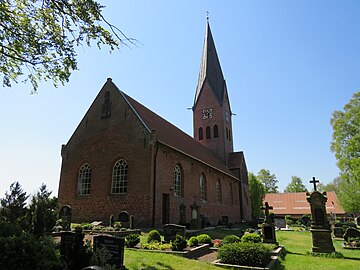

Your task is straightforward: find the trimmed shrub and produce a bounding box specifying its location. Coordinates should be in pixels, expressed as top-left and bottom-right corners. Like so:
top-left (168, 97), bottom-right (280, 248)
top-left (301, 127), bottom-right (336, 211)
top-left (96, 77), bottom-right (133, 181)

top-left (188, 236), bottom-right (199, 247)
top-left (126, 234), bottom-right (140, 248)
top-left (222, 234), bottom-right (241, 245)
top-left (171, 234), bottom-right (187, 251)
top-left (147, 230), bottom-right (161, 243)
top-left (218, 242), bottom-right (272, 267)
top-left (197, 234), bottom-right (212, 245)
top-left (241, 233), bottom-right (261, 243)
top-left (140, 242), bottom-right (171, 250)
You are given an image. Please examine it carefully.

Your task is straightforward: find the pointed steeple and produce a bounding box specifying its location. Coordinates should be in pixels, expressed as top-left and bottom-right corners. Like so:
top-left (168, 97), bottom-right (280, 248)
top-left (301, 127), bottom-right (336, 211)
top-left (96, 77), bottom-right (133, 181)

top-left (194, 18), bottom-right (226, 106)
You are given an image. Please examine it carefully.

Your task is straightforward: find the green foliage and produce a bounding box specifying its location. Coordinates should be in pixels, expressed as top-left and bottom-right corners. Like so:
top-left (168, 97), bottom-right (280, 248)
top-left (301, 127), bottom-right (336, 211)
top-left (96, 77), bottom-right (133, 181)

top-left (147, 229), bottom-right (161, 243)
top-left (241, 233), bottom-right (262, 243)
top-left (257, 169), bottom-right (278, 193)
top-left (89, 247), bottom-right (117, 270)
top-left (187, 236), bottom-right (199, 247)
top-left (126, 234), bottom-right (140, 248)
top-left (248, 172), bottom-right (266, 219)
top-left (28, 184), bottom-right (58, 237)
top-left (222, 234), bottom-right (241, 245)
top-left (0, 182), bottom-right (29, 230)
top-left (0, 234), bottom-right (60, 270)
top-left (218, 242), bottom-right (272, 267)
top-left (337, 176), bottom-right (360, 213)
top-left (284, 176), bottom-right (308, 193)
top-left (331, 92), bottom-right (360, 186)
top-left (140, 242), bottom-right (172, 250)
top-left (171, 234), bottom-right (187, 251)
top-left (0, 0), bottom-right (135, 92)
top-left (196, 234), bottom-right (212, 245)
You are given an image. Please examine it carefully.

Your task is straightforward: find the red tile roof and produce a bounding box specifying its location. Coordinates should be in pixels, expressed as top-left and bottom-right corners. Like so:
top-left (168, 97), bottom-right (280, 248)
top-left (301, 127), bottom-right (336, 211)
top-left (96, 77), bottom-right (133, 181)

top-left (120, 90), bottom-right (238, 180)
top-left (264, 192), bottom-right (345, 216)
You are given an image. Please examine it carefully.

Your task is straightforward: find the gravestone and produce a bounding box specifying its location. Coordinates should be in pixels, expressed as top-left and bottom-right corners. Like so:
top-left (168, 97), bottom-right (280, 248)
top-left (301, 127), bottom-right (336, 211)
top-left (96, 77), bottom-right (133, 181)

top-left (163, 224), bottom-right (186, 242)
top-left (110, 215), bottom-right (115, 227)
top-left (190, 203), bottom-right (201, 230)
top-left (179, 204), bottom-right (186, 225)
top-left (59, 205), bottom-right (72, 231)
top-left (60, 231), bottom-right (75, 257)
top-left (118, 211), bottom-right (130, 228)
top-left (93, 235), bottom-right (125, 269)
top-left (221, 216), bottom-right (229, 226)
top-left (306, 177), bottom-right (335, 253)
top-left (261, 202), bottom-right (278, 245)
top-left (343, 227), bottom-right (360, 242)
top-left (355, 216), bottom-right (360, 226)
top-left (274, 218), bottom-right (286, 229)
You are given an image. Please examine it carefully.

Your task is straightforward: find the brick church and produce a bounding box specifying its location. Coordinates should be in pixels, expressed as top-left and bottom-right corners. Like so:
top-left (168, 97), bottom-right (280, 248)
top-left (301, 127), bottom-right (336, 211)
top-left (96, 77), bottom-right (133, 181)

top-left (58, 20), bottom-right (251, 227)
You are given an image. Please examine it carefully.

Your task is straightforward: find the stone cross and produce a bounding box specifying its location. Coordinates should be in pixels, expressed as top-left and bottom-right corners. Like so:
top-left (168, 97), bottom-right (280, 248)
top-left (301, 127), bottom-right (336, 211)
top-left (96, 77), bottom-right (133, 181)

top-left (310, 177), bottom-right (320, 191)
top-left (261, 202), bottom-right (273, 218)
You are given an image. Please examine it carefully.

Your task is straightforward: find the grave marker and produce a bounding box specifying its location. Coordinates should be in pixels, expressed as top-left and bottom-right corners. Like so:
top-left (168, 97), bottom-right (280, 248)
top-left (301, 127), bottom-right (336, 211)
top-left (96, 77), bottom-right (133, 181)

top-left (163, 224), bottom-right (186, 242)
top-left (93, 235), bottom-right (125, 269)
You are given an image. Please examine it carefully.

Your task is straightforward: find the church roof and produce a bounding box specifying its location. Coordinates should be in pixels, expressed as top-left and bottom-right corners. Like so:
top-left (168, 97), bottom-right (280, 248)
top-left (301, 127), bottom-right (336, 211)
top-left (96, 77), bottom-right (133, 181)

top-left (264, 192), bottom-right (345, 216)
top-left (194, 19), bottom-right (226, 106)
top-left (119, 87), bottom-right (237, 180)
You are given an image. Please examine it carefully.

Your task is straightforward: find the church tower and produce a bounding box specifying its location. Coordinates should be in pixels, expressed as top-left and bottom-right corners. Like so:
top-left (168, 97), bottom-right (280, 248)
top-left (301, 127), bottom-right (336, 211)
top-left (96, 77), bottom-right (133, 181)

top-left (193, 18), bottom-right (234, 164)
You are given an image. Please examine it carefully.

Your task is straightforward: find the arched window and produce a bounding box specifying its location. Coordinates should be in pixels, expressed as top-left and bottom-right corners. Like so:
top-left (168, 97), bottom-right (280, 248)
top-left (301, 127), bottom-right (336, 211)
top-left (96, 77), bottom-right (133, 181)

top-left (206, 126), bottom-right (211, 139)
top-left (199, 127), bottom-right (203, 140)
top-left (174, 165), bottom-right (182, 197)
top-left (112, 159), bottom-right (128, 194)
top-left (200, 174), bottom-right (207, 201)
top-left (216, 179), bottom-right (222, 203)
top-left (228, 183), bottom-right (233, 205)
top-left (214, 125), bottom-right (219, 138)
top-left (77, 163), bottom-right (92, 195)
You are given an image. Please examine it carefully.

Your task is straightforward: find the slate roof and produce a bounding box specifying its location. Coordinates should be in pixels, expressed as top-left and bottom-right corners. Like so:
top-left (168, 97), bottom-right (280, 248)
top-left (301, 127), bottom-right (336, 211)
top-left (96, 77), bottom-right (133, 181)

top-left (264, 192), bottom-right (345, 216)
top-left (194, 19), bottom-right (226, 106)
top-left (119, 89), bottom-right (238, 180)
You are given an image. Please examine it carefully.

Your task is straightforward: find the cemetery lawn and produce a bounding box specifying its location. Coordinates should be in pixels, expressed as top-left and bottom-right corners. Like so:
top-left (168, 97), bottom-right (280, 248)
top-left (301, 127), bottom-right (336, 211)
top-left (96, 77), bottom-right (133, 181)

top-left (276, 230), bottom-right (360, 270)
top-left (124, 249), bottom-right (220, 270)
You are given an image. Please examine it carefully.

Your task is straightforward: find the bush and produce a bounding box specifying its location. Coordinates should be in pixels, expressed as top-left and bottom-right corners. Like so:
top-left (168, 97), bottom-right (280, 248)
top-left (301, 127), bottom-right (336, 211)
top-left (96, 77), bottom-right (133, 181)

top-left (197, 234), bottom-right (212, 245)
top-left (187, 236), bottom-right (199, 247)
top-left (126, 234), bottom-right (140, 248)
top-left (218, 242), bottom-right (272, 267)
top-left (241, 233), bottom-right (261, 243)
top-left (140, 242), bottom-right (171, 250)
top-left (171, 234), bottom-right (187, 251)
top-left (147, 230), bottom-right (161, 243)
top-left (222, 234), bottom-right (241, 245)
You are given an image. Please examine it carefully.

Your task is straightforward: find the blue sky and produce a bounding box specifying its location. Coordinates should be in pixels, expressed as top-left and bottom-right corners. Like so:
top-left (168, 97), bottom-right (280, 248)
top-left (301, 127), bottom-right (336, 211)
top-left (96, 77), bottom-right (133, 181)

top-left (1, 0), bottom-right (359, 197)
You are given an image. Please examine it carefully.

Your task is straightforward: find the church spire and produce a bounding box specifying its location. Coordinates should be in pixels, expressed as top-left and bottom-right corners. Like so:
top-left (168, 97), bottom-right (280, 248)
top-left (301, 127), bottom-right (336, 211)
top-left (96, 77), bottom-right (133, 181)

top-left (194, 18), bottom-right (226, 107)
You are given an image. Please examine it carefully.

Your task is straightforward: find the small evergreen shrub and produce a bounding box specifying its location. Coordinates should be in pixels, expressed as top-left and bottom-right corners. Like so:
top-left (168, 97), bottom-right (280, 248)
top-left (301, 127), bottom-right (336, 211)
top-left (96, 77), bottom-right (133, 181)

top-left (218, 242), bottom-right (272, 267)
top-left (126, 234), bottom-right (140, 248)
top-left (196, 234), bottom-right (212, 245)
top-left (241, 233), bottom-right (261, 243)
top-left (222, 234), bottom-right (241, 245)
top-left (171, 234), bottom-right (187, 251)
top-left (187, 236), bottom-right (199, 247)
top-left (147, 230), bottom-right (161, 243)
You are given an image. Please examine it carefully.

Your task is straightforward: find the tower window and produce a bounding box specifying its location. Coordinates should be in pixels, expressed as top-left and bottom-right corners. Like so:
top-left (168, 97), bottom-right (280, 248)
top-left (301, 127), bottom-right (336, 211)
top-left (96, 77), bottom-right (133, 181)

top-left (199, 127), bottom-right (203, 140)
top-left (214, 125), bottom-right (219, 138)
top-left (206, 126), bottom-right (211, 139)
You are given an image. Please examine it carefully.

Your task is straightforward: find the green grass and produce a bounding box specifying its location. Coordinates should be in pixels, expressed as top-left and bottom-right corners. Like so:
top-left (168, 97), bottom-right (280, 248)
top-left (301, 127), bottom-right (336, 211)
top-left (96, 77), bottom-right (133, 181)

top-left (276, 230), bottom-right (360, 270)
top-left (124, 249), bottom-right (220, 270)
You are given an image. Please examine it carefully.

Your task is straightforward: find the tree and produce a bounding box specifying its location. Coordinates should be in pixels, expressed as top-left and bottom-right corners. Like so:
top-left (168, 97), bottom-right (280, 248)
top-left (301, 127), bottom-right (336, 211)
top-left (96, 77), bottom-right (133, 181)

top-left (0, 182), bottom-right (29, 230)
top-left (336, 176), bottom-right (360, 214)
top-left (317, 177), bottom-right (341, 192)
top-left (0, 0), bottom-right (135, 92)
top-left (248, 172), bottom-right (266, 220)
top-left (257, 169), bottom-right (278, 193)
top-left (28, 184), bottom-right (58, 237)
top-left (284, 176), bottom-right (308, 193)
top-left (330, 92), bottom-right (360, 184)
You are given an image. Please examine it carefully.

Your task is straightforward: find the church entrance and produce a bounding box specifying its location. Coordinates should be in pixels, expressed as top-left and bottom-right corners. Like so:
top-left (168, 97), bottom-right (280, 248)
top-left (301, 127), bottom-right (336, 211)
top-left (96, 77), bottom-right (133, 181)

top-left (162, 193), bottom-right (170, 224)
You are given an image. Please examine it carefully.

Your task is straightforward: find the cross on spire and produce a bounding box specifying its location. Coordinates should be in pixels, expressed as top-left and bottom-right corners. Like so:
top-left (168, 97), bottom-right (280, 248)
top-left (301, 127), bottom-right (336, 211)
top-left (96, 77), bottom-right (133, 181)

top-left (310, 177), bottom-right (320, 191)
top-left (261, 202), bottom-right (273, 217)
